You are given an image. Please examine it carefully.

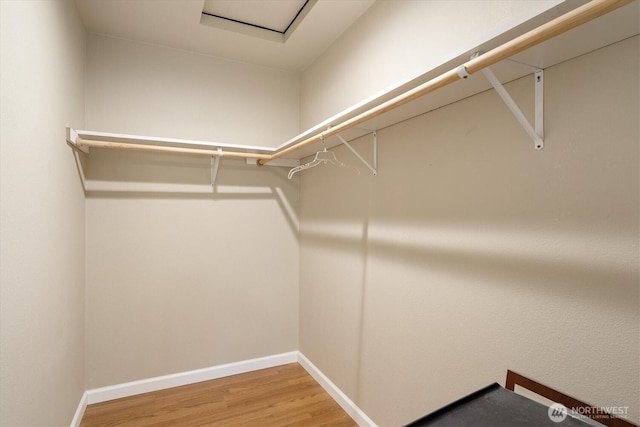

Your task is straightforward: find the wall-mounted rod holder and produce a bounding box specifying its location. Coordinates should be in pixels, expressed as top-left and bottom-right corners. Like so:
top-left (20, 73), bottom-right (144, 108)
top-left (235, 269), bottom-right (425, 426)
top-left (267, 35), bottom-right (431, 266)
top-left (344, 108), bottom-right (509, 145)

top-left (66, 128), bottom-right (89, 154)
top-left (336, 131), bottom-right (378, 176)
top-left (479, 63), bottom-right (544, 150)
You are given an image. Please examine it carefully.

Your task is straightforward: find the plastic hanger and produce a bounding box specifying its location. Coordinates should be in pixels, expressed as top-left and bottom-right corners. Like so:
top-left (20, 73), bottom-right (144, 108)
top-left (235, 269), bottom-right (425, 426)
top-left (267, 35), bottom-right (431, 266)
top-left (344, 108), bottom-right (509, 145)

top-left (288, 144), bottom-right (360, 179)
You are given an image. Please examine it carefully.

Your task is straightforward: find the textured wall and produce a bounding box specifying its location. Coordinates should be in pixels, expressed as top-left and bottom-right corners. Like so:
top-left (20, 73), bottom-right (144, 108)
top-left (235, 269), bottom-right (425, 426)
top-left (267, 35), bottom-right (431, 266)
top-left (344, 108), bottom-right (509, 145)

top-left (298, 37), bottom-right (639, 426)
top-left (86, 34), bottom-right (301, 147)
top-left (83, 139), bottom-right (299, 389)
top-left (0, 0), bottom-right (86, 425)
top-left (83, 36), bottom-right (301, 388)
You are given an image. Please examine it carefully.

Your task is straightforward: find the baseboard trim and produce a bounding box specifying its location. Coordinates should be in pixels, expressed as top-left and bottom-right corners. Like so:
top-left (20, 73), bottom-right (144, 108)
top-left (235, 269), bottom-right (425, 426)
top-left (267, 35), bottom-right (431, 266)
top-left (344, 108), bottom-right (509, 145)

top-left (297, 352), bottom-right (377, 427)
top-left (71, 351), bottom-right (375, 427)
top-left (85, 351), bottom-right (298, 405)
top-left (70, 391), bottom-right (88, 427)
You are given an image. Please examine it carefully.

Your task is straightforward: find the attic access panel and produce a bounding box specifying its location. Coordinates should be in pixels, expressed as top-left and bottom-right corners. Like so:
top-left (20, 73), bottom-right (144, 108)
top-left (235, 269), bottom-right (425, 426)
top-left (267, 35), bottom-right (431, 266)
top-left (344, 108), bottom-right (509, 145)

top-left (201, 0), bottom-right (316, 42)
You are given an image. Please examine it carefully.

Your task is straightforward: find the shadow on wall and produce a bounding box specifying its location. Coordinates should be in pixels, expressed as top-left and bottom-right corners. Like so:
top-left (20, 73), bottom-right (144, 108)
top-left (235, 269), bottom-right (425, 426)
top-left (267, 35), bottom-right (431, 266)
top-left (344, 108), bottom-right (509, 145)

top-left (299, 213), bottom-right (639, 424)
top-left (300, 222), bottom-right (638, 312)
top-left (69, 146), bottom-right (299, 234)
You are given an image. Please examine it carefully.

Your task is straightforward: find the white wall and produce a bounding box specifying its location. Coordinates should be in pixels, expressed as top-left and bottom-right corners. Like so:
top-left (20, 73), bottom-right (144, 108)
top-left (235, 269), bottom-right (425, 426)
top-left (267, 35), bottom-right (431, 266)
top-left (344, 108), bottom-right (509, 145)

top-left (0, 0), bottom-right (86, 425)
top-left (82, 36), bottom-right (300, 388)
top-left (298, 36), bottom-right (639, 426)
top-left (300, 0), bottom-right (561, 129)
top-left (86, 34), bottom-right (301, 147)
top-left (84, 153), bottom-right (299, 388)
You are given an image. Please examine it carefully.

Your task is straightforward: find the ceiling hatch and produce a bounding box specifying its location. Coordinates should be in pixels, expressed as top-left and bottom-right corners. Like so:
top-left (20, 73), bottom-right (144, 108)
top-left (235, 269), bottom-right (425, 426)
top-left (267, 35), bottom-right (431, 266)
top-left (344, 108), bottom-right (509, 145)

top-left (201, 0), bottom-right (317, 43)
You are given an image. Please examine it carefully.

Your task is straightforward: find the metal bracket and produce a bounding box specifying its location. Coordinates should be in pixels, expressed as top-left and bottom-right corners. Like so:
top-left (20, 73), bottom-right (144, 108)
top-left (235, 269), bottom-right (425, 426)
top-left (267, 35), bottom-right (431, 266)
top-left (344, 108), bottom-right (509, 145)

top-left (336, 131), bottom-right (378, 176)
top-left (470, 52), bottom-right (544, 150)
top-left (211, 148), bottom-right (222, 189)
top-left (480, 65), bottom-right (544, 150)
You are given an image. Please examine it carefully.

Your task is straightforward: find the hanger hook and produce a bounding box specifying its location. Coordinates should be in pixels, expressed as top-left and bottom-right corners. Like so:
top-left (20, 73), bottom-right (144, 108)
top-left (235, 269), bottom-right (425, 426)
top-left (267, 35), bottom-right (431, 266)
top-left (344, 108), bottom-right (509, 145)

top-left (320, 133), bottom-right (326, 151)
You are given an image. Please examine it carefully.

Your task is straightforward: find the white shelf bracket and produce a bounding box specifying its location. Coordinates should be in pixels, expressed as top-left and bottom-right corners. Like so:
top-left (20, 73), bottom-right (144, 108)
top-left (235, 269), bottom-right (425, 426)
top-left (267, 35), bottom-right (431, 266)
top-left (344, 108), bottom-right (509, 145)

top-left (336, 131), bottom-right (378, 176)
top-left (480, 65), bottom-right (544, 150)
top-left (470, 52), bottom-right (544, 150)
top-left (211, 148), bottom-right (222, 189)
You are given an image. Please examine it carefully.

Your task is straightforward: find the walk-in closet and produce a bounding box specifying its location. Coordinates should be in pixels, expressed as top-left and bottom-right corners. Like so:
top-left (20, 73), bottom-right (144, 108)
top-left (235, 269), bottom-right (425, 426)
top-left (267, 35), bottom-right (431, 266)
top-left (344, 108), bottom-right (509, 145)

top-left (1, 1), bottom-right (638, 425)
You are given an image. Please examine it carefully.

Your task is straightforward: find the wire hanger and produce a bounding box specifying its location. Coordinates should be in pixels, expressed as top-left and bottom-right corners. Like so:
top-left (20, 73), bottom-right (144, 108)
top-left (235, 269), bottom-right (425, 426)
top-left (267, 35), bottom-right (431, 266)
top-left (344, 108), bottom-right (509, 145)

top-left (288, 135), bottom-right (360, 179)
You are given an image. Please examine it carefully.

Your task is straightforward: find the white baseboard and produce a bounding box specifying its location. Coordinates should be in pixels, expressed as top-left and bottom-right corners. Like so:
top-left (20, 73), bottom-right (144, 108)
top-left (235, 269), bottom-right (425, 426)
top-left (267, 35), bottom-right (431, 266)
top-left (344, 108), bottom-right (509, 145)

top-left (297, 352), bottom-right (377, 427)
top-left (71, 351), bottom-right (375, 427)
top-left (85, 351), bottom-right (297, 405)
top-left (70, 391), bottom-right (88, 427)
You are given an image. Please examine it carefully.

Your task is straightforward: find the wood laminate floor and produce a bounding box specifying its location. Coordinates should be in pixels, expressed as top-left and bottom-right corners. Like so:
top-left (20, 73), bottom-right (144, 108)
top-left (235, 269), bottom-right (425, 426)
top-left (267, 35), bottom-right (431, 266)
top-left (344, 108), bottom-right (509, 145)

top-left (80, 363), bottom-right (358, 426)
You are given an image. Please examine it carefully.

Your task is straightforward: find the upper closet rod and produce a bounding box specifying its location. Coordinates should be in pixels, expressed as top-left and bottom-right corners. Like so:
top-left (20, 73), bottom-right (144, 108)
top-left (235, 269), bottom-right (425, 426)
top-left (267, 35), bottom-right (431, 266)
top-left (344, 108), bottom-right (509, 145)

top-left (258, 0), bottom-right (633, 165)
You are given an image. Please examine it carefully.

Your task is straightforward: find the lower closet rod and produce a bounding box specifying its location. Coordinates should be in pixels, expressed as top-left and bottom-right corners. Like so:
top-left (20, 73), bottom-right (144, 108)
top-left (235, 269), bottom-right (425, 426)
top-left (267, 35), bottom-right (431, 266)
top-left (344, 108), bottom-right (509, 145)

top-left (75, 137), bottom-right (271, 160)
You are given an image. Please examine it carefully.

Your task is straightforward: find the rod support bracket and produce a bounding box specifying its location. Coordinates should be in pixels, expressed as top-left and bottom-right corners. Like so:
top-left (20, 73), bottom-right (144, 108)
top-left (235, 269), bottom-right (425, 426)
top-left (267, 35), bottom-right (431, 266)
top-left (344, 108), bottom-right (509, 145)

top-left (336, 131), bottom-right (378, 176)
top-left (478, 63), bottom-right (544, 150)
top-left (66, 127), bottom-right (89, 154)
top-left (456, 65), bottom-right (470, 79)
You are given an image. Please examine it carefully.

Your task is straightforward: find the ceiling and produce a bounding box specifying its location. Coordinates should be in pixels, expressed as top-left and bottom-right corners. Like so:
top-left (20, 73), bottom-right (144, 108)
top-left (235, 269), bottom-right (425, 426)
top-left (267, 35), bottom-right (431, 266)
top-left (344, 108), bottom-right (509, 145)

top-left (75, 0), bottom-right (376, 71)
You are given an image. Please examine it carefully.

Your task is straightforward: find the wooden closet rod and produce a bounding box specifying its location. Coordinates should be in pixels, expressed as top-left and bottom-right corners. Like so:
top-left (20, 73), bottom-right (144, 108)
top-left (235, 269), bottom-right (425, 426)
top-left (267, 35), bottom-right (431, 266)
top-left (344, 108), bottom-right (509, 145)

top-left (76, 137), bottom-right (272, 160)
top-left (257, 0), bottom-right (633, 165)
